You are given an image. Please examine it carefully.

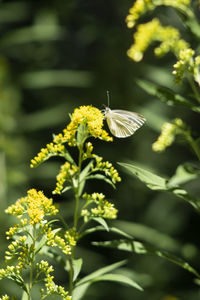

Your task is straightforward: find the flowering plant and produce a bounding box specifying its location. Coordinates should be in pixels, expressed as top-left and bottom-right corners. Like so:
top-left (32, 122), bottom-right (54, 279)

top-left (0, 106), bottom-right (144, 299)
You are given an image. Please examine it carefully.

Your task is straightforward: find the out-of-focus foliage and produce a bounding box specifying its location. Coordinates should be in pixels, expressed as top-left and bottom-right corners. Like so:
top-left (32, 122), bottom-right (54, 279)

top-left (0, 0), bottom-right (200, 299)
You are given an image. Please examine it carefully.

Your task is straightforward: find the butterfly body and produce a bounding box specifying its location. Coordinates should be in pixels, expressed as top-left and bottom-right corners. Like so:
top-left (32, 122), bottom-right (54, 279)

top-left (104, 107), bottom-right (146, 138)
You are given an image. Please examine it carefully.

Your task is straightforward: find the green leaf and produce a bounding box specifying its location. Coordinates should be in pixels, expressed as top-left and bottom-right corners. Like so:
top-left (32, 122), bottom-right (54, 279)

top-left (6, 274), bottom-right (27, 292)
top-left (112, 220), bottom-right (179, 251)
top-left (79, 160), bottom-right (93, 196)
top-left (167, 163), bottom-right (200, 187)
top-left (72, 282), bottom-right (90, 300)
top-left (72, 258), bottom-right (83, 282)
top-left (62, 148), bottom-right (75, 165)
top-left (21, 291), bottom-right (28, 300)
top-left (119, 161), bottom-right (200, 212)
top-left (62, 185), bottom-right (72, 193)
top-left (91, 273), bottom-right (143, 291)
top-left (87, 174), bottom-right (115, 188)
top-left (77, 124), bottom-right (89, 147)
top-left (137, 79), bottom-right (200, 113)
top-left (81, 225), bottom-right (132, 239)
top-left (76, 260), bottom-right (127, 287)
top-left (177, 10), bottom-right (200, 39)
top-left (93, 239), bottom-right (200, 279)
top-left (118, 162), bottom-right (167, 190)
top-left (169, 188), bottom-right (200, 211)
top-left (73, 260), bottom-right (127, 300)
top-left (93, 217), bottom-right (109, 232)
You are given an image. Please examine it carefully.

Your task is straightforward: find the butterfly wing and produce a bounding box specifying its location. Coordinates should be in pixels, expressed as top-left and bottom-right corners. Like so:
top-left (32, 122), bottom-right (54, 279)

top-left (105, 108), bottom-right (146, 138)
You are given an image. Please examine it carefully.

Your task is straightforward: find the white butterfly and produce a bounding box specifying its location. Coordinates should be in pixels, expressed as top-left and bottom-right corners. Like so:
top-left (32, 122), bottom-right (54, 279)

top-left (103, 107), bottom-right (146, 138)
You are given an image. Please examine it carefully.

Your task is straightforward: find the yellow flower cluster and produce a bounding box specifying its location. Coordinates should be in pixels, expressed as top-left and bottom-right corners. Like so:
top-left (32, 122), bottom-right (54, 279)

top-left (0, 265), bottom-right (22, 280)
top-left (126, 0), bottom-right (153, 28)
top-left (38, 260), bottom-right (71, 300)
top-left (65, 229), bottom-right (77, 247)
top-left (152, 118), bottom-right (184, 152)
top-left (53, 162), bottom-right (79, 194)
top-left (5, 235), bottom-right (27, 265)
top-left (46, 227), bottom-right (71, 255)
top-left (81, 193), bottom-right (118, 221)
top-left (126, 0), bottom-right (192, 29)
top-left (173, 48), bottom-right (200, 85)
top-left (127, 19), bottom-right (189, 62)
top-left (92, 156), bottom-right (121, 184)
top-left (54, 106), bottom-right (113, 147)
top-left (30, 143), bottom-right (65, 168)
top-left (31, 106), bottom-right (112, 170)
top-left (0, 295), bottom-right (9, 300)
top-left (6, 189), bottom-right (58, 225)
top-left (82, 142), bottom-right (95, 160)
top-left (6, 224), bottom-right (20, 239)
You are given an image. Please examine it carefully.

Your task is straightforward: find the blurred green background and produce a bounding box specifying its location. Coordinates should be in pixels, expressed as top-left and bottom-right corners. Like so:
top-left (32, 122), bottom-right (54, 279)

top-left (0, 1), bottom-right (200, 299)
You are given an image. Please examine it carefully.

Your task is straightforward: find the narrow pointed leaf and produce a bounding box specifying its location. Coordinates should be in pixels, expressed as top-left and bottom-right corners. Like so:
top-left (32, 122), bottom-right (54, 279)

top-left (79, 160), bottom-right (93, 182)
top-left (92, 273), bottom-right (143, 291)
top-left (137, 79), bottom-right (200, 113)
top-left (81, 225), bottom-right (132, 239)
top-left (77, 124), bottom-right (89, 147)
top-left (87, 174), bottom-right (115, 188)
top-left (79, 160), bottom-right (94, 196)
top-left (75, 260), bottom-right (127, 287)
top-left (167, 163), bottom-right (200, 187)
top-left (118, 162), bottom-right (167, 190)
top-left (93, 239), bottom-right (200, 279)
top-left (62, 185), bottom-right (72, 193)
top-left (72, 282), bottom-right (90, 300)
top-left (62, 148), bottom-right (75, 164)
top-left (22, 290), bottom-right (29, 300)
top-left (72, 258), bottom-right (83, 282)
top-left (119, 162), bottom-right (200, 212)
top-left (93, 217), bottom-right (109, 231)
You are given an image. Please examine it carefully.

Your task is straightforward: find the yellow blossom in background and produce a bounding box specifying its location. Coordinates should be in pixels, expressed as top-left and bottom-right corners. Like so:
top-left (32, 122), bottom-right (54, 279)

top-left (127, 19), bottom-right (189, 62)
top-left (126, 0), bottom-right (153, 28)
top-left (126, 0), bottom-right (192, 29)
top-left (0, 295), bottom-right (10, 300)
top-left (162, 296), bottom-right (179, 300)
top-left (152, 118), bottom-right (185, 152)
top-left (173, 48), bottom-right (200, 85)
top-left (6, 189), bottom-right (58, 225)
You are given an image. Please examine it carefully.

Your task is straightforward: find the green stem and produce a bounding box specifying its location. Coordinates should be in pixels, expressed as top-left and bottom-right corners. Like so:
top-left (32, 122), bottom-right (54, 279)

top-left (188, 75), bottom-right (200, 104)
top-left (27, 226), bottom-right (36, 300)
top-left (69, 144), bottom-right (84, 296)
top-left (67, 259), bottom-right (73, 295)
top-left (73, 145), bottom-right (83, 229)
top-left (186, 134), bottom-right (200, 162)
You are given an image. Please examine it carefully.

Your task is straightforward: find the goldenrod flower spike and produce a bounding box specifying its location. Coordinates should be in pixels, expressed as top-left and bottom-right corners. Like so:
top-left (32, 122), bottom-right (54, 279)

top-left (6, 189), bottom-right (58, 225)
top-left (127, 19), bottom-right (189, 62)
top-left (152, 118), bottom-right (185, 152)
top-left (126, 0), bottom-right (192, 29)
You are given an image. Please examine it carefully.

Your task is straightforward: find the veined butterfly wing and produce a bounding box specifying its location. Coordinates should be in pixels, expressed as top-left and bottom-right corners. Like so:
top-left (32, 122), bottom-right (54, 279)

top-left (104, 107), bottom-right (146, 138)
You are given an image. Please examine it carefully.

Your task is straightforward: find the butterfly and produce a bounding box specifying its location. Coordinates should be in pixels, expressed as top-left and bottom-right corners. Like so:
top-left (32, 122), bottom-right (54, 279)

top-left (103, 107), bottom-right (146, 138)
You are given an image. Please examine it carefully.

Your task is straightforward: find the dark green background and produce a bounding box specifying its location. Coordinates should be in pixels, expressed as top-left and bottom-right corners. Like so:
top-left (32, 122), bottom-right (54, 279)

top-left (0, 1), bottom-right (199, 299)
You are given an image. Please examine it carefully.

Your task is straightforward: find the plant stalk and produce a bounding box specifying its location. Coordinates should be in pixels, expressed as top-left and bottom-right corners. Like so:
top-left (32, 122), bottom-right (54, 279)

top-left (69, 144), bottom-right (84, 296)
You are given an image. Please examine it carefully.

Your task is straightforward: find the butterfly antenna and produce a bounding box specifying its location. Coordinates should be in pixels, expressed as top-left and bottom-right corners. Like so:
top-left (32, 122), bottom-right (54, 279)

top-left (106, 90), bottom-right (110, 107)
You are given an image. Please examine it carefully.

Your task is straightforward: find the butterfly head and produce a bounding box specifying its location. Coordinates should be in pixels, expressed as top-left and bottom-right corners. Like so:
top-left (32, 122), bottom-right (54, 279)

top-left (101, 105), bottom-right (111, 119)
